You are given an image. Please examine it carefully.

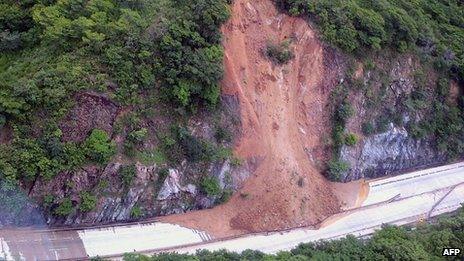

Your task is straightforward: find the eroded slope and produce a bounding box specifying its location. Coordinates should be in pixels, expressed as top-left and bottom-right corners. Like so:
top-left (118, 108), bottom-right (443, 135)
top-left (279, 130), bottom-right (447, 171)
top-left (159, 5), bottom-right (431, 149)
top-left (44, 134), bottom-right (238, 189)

top-left (163, 0), bottom-right (346, 236)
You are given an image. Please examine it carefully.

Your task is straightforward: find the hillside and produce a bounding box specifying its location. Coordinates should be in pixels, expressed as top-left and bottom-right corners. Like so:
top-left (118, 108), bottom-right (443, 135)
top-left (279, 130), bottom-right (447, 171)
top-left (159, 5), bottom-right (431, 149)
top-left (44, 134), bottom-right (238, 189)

top-left (0, 0), bottom-right (240, 225)
top-left (0, 0), bottom-right (463, 237)
top-left (162, 0), bottom-right (345, 236)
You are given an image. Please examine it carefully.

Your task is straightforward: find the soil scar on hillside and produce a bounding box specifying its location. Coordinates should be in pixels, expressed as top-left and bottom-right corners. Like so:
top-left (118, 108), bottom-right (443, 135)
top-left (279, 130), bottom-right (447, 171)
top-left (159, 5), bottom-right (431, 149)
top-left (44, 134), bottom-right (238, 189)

top-left (161, 0), bottom-right (361, 237)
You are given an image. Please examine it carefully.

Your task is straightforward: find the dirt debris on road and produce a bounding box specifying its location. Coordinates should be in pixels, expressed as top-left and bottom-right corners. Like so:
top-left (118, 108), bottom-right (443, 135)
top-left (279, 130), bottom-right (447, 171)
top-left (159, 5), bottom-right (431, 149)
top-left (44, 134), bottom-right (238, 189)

top-left (162, 0), bottom-right (359, 237)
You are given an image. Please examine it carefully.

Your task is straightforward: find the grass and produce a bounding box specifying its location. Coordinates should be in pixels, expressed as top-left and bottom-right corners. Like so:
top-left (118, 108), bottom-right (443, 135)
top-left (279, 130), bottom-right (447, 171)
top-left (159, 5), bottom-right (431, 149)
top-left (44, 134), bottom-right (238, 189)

top-left (136, 148), bottom-right (167, 165)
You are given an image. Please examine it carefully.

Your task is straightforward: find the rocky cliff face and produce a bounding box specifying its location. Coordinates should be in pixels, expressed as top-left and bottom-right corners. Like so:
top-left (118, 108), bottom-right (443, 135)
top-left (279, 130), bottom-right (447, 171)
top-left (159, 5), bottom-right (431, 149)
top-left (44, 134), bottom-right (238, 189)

top-left (337, 53), bottom-right (458, 182)
top-left (12, 92), bottom-right (248, 226)
top-left (340, 124), bottom-right (447, 181)
top-left (31, 159), bottom-right (251, 226)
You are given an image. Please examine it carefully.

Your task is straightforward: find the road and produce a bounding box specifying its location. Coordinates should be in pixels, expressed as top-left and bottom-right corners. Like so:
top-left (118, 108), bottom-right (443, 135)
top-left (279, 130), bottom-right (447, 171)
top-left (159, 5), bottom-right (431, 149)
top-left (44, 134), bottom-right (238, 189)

top-left (1, 162), bottom-right (464, 260)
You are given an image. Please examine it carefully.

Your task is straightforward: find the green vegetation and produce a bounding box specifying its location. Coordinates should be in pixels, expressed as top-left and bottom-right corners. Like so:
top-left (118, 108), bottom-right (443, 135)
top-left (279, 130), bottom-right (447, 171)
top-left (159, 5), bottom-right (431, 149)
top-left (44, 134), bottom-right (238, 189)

top-left (344, 133), bottom-right (358, 146)
top-left (200, 176), bottom-right (221, 197)
top-left (375, 115), bottom-right (390, 133)
top-left (130, 205), bottom-right (143, 219)
top-left (119, 164), bottom-right (137, 188)
top-left (218, 189), bottom-right (233, 204)
top-left (54, 197), bottom-right (73, 216)
top-left (137, 148), bottom-right (167, 165)
top-left (327, 160), bottom-right (350, 181)
top-left (0, 0), bottom-right (232, 216)
top-left (124, 128), bottom-right (148, 158)
top-left (157, 125), bottom-right (233, 165)
top-left (407, 77), bottom-right (464, 158)
top-left (85, 129), bottom-right (116, 164)
top-left (123, 206), bottom-right (464, 260)
top-left (214, 125), bottom-right (232, 143)
top-left (79, 191), bottom-right (97, 212)
top-left (276, 0), bottom-right (464, 161)
top-left (326, 86), bottom-right (354, 181)
top-left (97, 179), bottom-right (109, 191)
top-left (275, 0), bottom-right (464, 83)
top-left (157, 168), bottom-right (169, 182)
top-left (361, 121), bottom-right (375, 136)
top-left (43, 194), bottom-right (54, 208)
top-left (266, 40), bottom-right (294, 64)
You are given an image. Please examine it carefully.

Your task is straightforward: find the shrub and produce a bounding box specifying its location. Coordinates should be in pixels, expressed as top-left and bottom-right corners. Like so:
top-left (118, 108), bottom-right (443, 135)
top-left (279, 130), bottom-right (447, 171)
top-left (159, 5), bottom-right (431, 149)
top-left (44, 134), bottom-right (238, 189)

top-left (332, 125), bottom-right (345, 151)
top-left (183, 134), bottom-right (211, 162)
top-left (212, 146), bottom-right (233, 161)
top-left (119, 164), bottom-right (137, 188)
top-left (375, 116), bottom-right (390, 133)
top-left (158, 168), bottom-right (169, 182)
top-left (124, 128), bottom-right (148, 158)
top-left (215, 126), bottom-right (232, 143)
top-left (130, 206), bottom-right (143, 219)
top-left (230, 156), bottom-right (243, 167)
top-left (137, 148), bottom-right (166, 165)
top-left (79, 191), bottom-right (97, 212)
top-left (218, 189), bottom-right (233, 204)
top-left (62, 142), bottom-right (86, 170)
top-left (365, 59), bottom-right (375, 71)
top-left (97, 179), bottom-right (108, 191)
top-left (266, 40), bottom-right (294, 64)
top-left (344, 133), bottom-right (358, 146)
top-left (0, 114), bottom-right (5, 128)
top-left (43, 194), bottom-right (54, 208)
top-left (54, 197), bottom-right (73, 216)
top-left (177, 127), bottom-right (215, 162)
top-left (327, 160), bottom-right (350, 182)
top-left (158, 130), bottom-right (183, 164)
top-left (200, 176), bottom-right (221, 197)
top-left (84, 129), bottom-right (116, 164)
top-left (362, 122), bottom-right (375, 136)
top-left (336, 101), bottom-right (355, 124)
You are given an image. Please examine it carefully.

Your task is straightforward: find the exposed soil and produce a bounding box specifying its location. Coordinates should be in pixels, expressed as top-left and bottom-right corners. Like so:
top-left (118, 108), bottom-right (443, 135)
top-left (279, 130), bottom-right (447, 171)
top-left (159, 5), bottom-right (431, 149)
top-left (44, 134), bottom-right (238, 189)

top-left (59, 92), bottom-right (119, 142)
top-left (449, 80), bottom-right (461, 105)
top-left (332, 181), bottom-right (367, 210)
top-left (161, 0), bottom-right (356, 237)
top-left (0, 124), bottom-right (12, 145)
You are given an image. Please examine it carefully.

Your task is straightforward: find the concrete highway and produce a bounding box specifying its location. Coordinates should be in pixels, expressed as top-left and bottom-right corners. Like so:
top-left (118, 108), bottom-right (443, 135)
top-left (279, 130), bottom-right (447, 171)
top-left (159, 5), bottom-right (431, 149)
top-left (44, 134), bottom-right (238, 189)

top-left (1, 162), bottom-right (464, 260)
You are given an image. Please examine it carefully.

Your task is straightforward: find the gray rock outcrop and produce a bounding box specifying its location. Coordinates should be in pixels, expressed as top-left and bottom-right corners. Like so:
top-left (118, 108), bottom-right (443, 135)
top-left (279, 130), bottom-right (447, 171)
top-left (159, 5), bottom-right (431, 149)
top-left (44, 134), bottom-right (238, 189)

top-left (157, 169), bottom-right (197, 201)
top-left (341, 124), bottom-right (447, 181)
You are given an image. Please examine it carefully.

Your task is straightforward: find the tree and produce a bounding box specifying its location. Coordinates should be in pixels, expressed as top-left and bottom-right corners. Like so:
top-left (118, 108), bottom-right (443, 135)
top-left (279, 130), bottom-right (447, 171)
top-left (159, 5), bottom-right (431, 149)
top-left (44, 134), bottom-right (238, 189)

top-left (368, 225), bottom-right (429, 260)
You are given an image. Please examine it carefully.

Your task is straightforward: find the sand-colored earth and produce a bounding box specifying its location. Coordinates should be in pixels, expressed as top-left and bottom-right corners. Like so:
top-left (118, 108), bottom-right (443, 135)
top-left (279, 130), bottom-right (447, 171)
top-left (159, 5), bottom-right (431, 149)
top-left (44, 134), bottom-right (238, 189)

top-left (162, 0), bottom-right (361, 237)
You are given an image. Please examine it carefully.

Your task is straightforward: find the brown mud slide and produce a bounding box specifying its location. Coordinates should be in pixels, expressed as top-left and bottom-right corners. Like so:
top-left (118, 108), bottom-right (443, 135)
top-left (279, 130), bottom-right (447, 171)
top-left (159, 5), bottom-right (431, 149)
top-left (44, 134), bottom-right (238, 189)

top-left (162, 0), bottom-right (362, 237)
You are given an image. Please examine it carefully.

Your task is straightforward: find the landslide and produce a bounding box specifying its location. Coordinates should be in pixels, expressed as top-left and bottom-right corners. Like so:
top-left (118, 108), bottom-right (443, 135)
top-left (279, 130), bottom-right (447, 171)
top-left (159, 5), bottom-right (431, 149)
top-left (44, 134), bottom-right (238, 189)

top-left (162, 0), bottom-right (347, 236)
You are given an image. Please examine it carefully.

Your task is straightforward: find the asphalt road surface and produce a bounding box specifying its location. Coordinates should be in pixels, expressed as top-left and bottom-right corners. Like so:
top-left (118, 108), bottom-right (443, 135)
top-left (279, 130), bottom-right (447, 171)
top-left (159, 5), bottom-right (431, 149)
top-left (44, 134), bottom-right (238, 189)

top-left (1, 162), bottom-right (464, 260)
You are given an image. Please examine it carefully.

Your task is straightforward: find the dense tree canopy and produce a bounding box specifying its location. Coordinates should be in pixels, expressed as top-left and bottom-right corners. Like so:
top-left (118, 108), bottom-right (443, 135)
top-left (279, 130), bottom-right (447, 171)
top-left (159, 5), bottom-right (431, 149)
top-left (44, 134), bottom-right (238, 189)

top-left (275, 0), bottom-right (464, 83)
top-left (0, 0), bottom-right (230, 187)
